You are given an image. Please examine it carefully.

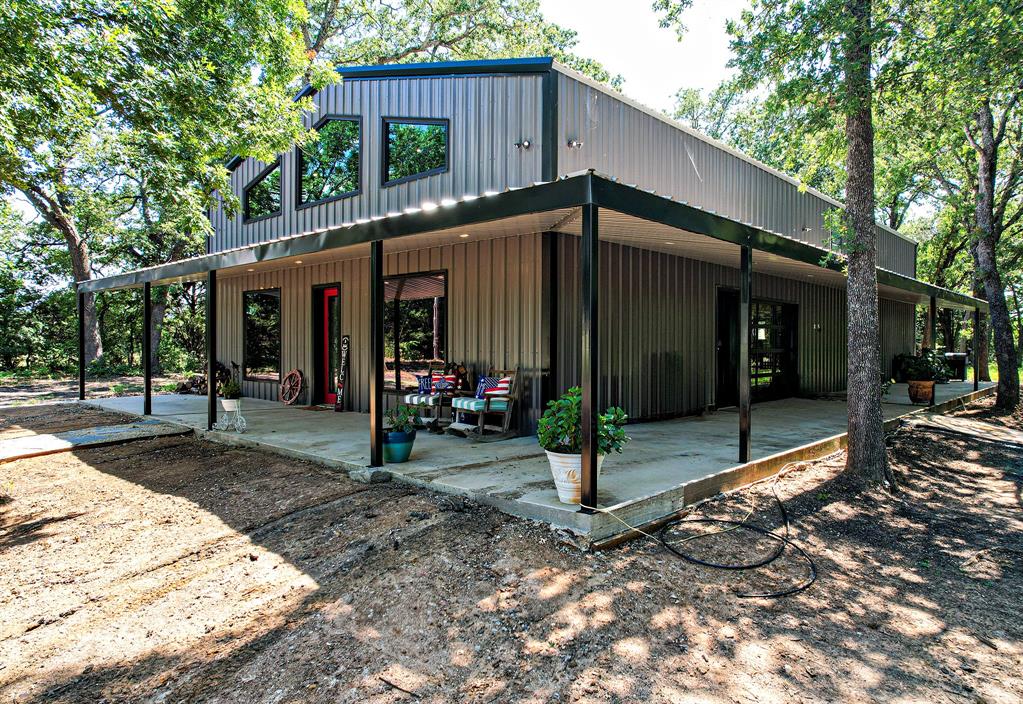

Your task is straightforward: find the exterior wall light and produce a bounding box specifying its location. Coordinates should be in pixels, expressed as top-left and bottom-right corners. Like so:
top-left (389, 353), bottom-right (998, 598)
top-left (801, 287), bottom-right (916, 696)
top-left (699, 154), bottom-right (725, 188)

top-left (567, 139), bottom-right (584, 149)
top-left (515, 140), bottom-right (532, 149)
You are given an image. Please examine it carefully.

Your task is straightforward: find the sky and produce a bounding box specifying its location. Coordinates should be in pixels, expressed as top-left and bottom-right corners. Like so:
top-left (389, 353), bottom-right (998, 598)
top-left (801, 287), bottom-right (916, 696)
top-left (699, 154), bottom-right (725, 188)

top-left (539, 0), bottom-right (749, 114)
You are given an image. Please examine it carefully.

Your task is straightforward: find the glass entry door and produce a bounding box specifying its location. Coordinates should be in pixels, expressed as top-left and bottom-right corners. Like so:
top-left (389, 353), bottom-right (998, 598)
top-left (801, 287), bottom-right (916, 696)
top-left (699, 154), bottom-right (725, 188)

top-left (750, 301), bottom-right (798, 402)
top-left (319, 287), bottom-right (340, 404)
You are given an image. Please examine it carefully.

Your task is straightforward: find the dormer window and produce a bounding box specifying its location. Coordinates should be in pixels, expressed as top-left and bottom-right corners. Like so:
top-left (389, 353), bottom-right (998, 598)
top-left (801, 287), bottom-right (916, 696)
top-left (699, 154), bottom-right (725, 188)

top-left (243, 161), bottom-right (281, 222)
top-left (383, 118), bottom-right (449, 186)
top-left (298, 116), bottom-right (361, 207)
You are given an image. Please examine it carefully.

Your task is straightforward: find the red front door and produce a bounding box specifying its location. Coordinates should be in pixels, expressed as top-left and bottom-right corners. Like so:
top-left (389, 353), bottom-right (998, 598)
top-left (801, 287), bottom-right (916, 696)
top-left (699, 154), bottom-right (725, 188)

top-left (321, 287), bottom-right (340, 404)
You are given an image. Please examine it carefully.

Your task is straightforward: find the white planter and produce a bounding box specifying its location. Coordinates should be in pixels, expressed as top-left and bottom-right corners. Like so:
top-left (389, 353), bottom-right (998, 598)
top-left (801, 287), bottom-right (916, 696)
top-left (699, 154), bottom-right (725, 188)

top-left (220, 398), bottom-right (241, 412)
top-left (545, 451), bottom-right (605, 505)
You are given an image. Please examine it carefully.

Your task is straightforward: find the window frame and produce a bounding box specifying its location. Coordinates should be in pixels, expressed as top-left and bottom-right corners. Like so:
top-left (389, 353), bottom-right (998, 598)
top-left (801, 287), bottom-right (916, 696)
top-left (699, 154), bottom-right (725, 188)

top-left (242, 160), bottom-right (283, 224)
top-left (295, 114), bottom-right (363, 211)
top-left (383, 269), bottom-right (449, 392)
top-left (381, 117), bottom-right (450, 188)
top-left (242, 287), bottom-right (283, 383)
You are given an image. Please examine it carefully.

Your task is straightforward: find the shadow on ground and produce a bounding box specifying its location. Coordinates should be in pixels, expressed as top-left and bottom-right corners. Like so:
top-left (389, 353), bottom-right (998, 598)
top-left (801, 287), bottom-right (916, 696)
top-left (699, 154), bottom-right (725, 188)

top-left (0, 403), bottom-right (1020, 703)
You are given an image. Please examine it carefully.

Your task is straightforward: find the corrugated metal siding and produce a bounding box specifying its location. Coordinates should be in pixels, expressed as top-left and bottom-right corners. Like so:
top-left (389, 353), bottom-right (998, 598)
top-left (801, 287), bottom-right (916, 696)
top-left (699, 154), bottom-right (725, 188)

top-left (556, 73), bottom-right (918, 278)
top-left (210, 74), bottom-right (545, 252)
top-left (556, 235), bottom-right (916, 419)
top-left (215, 232), bottom-right (545, 430)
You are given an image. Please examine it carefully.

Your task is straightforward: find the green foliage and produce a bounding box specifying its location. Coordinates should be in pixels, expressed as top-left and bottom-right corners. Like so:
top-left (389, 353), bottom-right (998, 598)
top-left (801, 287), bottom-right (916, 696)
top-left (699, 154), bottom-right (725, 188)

top-left (243, 291), bottom-right (281, 379)
top-left (246, 164), bottom-right (282, 219)
top-left (386, 122), bottom-right (447, 183)
top-left (384, 405), bottom-right (418, 434)
top-left (537, 387), bottom-right (630, 456)
top-left (894, 351), bottom-right (952, 382)
top-left (220, 378), bottom-right (242, 400)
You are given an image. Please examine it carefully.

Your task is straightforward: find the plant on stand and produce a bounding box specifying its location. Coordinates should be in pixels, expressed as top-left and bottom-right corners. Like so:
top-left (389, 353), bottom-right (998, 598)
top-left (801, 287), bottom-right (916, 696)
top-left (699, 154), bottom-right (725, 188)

top-left (538, 387), bottom-right (630, 504)
top-left (383, 405), bottom-right (419, 463)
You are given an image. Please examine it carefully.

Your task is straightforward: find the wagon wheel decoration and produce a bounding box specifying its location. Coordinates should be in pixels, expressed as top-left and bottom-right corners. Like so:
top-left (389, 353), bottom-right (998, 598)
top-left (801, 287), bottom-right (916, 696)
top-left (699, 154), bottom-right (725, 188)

top-left (279, 369), bottom-right (304, 405)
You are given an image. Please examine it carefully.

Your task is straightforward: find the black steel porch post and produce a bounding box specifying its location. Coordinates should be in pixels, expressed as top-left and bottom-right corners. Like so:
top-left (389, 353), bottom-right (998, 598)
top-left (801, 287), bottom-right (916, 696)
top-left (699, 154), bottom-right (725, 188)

top-left (369, 240), bottom-right (384, 467)
top-left (77, 289), bottom-right (86, 401)
top-left (738, 245), bottom-right (752, 463)
top-left (973, 307), bottom-right (980, 392)
top-left (143, 281), bottom-right (152, 415)
top-left (580, 204), bottom-right (599, 512)
top-left (206, 270), bottom-right (217, 431)
top-left (928, 295), bottom-right (937, 351)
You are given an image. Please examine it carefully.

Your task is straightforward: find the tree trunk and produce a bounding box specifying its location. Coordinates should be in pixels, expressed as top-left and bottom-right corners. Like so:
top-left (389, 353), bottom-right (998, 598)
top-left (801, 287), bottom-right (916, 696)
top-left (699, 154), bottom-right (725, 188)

top-left (22, 186), bottom-right (103, 365)
top-left (973, 279), bottom-right (992, 381)
top-left (972, 103), bottom-right (1020, 409)
top-left (150, 287), bottom-right (170, 375)
top-left (843, 0), bottom-right (892, 485)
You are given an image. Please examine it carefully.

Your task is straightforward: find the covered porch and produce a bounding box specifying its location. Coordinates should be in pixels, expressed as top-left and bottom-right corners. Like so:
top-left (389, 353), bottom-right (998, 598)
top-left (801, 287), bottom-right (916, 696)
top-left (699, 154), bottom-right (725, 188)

top-left (88, 380), bottom-right (993, 539)
top-left (77, 171), bottom-right (991, 536)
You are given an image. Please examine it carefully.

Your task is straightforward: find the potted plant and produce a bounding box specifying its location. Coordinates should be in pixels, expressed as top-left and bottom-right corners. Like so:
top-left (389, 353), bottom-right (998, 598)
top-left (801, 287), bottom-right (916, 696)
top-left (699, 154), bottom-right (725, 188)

top-left (220, 378), bottom-right (242, 411)
top-left (903, 354), bottom-right (938, 404)
top-left (383, 405), bottom-right (418, 463)
top-left (537, 387), bottom-right (630, 504)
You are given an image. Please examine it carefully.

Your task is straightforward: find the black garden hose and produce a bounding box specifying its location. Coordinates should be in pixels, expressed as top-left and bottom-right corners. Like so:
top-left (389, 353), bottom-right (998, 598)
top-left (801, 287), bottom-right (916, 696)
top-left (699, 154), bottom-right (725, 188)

top-left (656, 478), bottom-right (818, 599)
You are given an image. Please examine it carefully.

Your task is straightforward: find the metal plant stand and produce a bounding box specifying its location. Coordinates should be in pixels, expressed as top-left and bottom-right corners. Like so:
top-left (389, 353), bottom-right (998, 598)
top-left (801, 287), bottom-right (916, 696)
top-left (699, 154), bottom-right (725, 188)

top-left (214, 406), bottom-right (247, 432)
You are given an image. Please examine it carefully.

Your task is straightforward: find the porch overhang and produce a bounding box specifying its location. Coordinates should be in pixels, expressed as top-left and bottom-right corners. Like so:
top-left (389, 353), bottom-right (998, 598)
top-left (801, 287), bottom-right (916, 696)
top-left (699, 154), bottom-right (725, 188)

top-left (76, 171), bottom-right (988, 314)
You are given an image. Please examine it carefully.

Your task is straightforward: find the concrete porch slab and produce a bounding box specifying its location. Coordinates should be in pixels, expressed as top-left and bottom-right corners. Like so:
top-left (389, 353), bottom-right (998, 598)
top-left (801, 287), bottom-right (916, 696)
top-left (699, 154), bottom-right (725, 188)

top-left (0, 418), bottom-right (189, 463)
top-left (86, 380), bottom-right (995, 540)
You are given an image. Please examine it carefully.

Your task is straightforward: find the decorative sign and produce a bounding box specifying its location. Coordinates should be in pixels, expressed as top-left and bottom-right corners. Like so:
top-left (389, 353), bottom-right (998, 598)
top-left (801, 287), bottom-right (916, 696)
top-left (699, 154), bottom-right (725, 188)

top-left (335, 334), bottom-right (351, 412)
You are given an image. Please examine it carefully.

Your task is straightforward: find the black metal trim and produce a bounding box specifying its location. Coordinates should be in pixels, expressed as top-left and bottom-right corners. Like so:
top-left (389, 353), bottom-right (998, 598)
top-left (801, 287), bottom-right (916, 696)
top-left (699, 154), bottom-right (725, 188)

top-left (206, 270), bottom-right (217, 431)
top-left (339, 57), bottom-right (554, 80)
top-left (738, 246), bottom-right (752, 463)
top-left (369, 241), bottom-right (384, 467)
top-left (541, 69), bottom-right (559, 181)
top-left (295, 114), bottom-right (363, 210)
top-left (242, 160), bottom-right (283, 224)
top-left (241, 287), bottom-right (283, 383)
top-left (579, 203), bottom-right (599, 513)
top-left (380, 117), bottom-right (451, 187)
top-left (78, 291), bottom-right (86, 400)
top-left (143, 281), bottom-right (152, 415)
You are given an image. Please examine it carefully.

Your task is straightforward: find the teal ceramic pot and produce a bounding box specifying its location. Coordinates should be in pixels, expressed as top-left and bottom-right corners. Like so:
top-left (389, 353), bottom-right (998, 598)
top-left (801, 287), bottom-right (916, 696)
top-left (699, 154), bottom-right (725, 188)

top-left (383, 429), bottom-right (417, 463)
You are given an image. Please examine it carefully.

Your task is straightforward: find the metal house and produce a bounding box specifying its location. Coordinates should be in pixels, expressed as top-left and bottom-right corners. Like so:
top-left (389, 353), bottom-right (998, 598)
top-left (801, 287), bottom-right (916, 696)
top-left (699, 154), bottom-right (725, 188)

top-left (79, 58), bottom-right (989, 533)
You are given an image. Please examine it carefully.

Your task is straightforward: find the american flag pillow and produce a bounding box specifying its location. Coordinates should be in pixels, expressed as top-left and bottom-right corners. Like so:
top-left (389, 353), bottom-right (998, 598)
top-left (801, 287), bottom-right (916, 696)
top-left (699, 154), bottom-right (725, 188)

top-left (484, 376), bottom-right (512, 397)
top-left (431, 373), bottom-right (456, 391)
top-left (475, 376), bottom-right (499, 399)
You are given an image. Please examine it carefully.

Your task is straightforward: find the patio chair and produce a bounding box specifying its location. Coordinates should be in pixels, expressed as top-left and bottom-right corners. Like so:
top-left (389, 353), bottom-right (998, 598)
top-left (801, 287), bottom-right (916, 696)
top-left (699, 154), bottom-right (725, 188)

top-left (450, 368), bottom-right (518, 436)
top-left (403, 362), bottom-right (470, 427)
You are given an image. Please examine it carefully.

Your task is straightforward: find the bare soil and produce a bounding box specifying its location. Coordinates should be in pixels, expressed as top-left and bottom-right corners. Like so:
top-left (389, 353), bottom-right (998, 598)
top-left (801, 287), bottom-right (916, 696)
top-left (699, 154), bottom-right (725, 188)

top-left (0, 403), bottom-right (1020, 703)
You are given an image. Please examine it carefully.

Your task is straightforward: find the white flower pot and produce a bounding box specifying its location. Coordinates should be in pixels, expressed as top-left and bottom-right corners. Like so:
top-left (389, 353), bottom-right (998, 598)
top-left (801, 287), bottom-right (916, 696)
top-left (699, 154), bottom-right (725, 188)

top-left (221, 398), bottom-right (241, 412)
top-left (545, 451), bottom-right (605, 505)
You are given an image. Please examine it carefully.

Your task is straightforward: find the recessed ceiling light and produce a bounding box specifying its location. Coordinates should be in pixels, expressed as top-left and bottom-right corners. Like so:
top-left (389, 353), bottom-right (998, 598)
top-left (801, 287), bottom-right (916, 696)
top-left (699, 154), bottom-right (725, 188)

top-left (665, 241), bottom-right (675, 245)
top-left (459, 233), bottom-right (470, 238)
top-left (246, 268), bottom-right (255, 272)
top-left (295, 260), bottom-right (303, 264)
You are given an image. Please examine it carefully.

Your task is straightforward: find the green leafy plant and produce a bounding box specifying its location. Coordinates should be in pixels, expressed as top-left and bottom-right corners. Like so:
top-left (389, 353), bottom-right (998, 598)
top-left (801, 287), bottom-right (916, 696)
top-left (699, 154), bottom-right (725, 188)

top-left (384, 405), bottom-right (418, 434)
top-left (899, 351), bottom-right (952, 383)
top-left (537, 387), bottom-right (631, 456)
top-left (220, 378), bottom-right (242, 400)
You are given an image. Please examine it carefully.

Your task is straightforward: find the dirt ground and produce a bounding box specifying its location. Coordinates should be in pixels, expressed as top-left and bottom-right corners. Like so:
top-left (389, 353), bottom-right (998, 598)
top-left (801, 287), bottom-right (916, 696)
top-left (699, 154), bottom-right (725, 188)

top-left (0, 376), bottom-right (182, 407)
top-left (0, 402), bottom-right (1020, 703)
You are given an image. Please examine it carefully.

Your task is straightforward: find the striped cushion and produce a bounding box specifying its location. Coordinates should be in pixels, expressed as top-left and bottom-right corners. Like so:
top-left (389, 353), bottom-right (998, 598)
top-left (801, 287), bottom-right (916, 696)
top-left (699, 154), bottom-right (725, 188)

top-left (452, 397), bottom-right (509, 412)
top-left (484, 376), bottom-right (512, 397)
top-left (404, 393), bottom-right (441, 406)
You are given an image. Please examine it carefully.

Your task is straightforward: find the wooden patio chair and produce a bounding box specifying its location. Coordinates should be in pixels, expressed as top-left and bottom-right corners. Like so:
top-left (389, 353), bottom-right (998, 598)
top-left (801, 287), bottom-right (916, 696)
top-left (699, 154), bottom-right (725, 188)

top-left (450, 368), bottom-right (518, 436)
top-left (403, 362), bottom-right (470, 426)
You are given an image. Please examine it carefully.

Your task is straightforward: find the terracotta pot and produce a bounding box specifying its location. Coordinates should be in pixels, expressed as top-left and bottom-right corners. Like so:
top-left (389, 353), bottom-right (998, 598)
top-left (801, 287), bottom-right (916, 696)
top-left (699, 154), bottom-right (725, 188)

top-left (545, 451), bottom-right (605, 504)
top-left (907, 380), bottom-right (935, 404)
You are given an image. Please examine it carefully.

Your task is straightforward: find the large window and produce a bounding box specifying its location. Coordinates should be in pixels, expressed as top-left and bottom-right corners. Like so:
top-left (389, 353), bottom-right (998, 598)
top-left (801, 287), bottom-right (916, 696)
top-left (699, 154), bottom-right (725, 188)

top-left (243, 289), bottom-right (281, 381)
top-left (383, 119), bottom-right (448, 185)
top-left (298, 117), bottom-right (361, 206)
top-left (244, 162), bottom-right (281, 221)
top-left (384, 272), bottom-right (447, 390)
